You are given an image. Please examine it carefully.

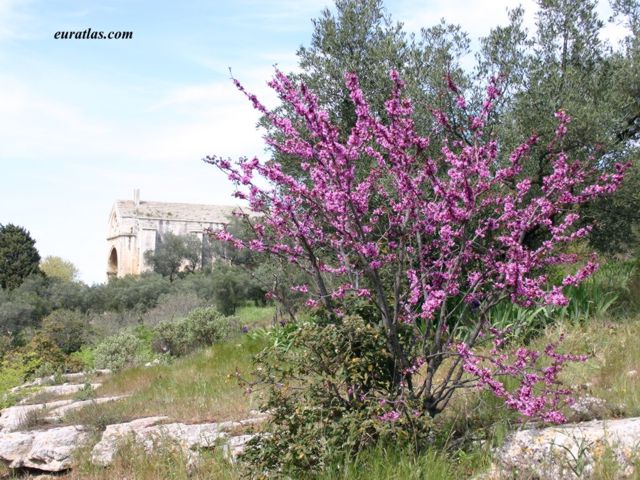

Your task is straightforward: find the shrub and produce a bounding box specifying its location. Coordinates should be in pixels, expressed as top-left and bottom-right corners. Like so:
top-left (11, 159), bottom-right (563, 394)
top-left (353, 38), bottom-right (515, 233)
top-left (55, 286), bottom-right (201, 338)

top-left (151, 307), bottom-right (234, 356)
top-left (242, 314), bottom-right (432, 476)
top-left (94, 331), bottom-right (146, 371)
top-left (41, 309), bottom-right (92, 354)
top-left (142, 291), bottom-right (204, 326)
top-left (210, 69), bottom-right (625, 472)
top-left (19, 332), bottom-right (69, 377)
top-left (69, 346), bottom-right (96, 370)
top-left (210, 264), bottom-right (249, 315)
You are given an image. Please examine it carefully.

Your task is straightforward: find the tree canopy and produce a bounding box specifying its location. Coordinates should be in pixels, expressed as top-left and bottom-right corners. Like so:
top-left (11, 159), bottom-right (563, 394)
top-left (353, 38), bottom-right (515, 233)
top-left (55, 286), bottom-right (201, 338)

top-left (0, 224), bottom-right (41, 290)
top-left (144, 233), bottom-right (202, 282)
top-left (40, 256), bottom-right (79, 283)
top-left (270, 0), bottom-right (640, 253)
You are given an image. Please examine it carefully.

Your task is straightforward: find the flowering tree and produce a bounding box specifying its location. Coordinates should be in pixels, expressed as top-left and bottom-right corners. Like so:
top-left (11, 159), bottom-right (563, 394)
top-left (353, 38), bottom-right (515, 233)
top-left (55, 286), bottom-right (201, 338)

top-left (206, 70), bottom-right (626, 424)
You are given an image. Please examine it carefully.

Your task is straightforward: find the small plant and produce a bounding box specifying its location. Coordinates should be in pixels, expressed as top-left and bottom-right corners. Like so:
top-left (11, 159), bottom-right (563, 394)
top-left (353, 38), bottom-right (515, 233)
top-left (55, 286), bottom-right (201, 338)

top-left (74, 381), bottom-right (96, 401)
top-left (151, 307), bottom-right (234, 357)
top-left (249, 322), bottom-right (298, 352)
top-left (65, 402), bottom-right (127, 433)
top-left (94, 331), bottom-right (146, 371)
top-left (555, 436), bottom-right (594, 478)
top-left (16, 407), bottom-right (48, 431)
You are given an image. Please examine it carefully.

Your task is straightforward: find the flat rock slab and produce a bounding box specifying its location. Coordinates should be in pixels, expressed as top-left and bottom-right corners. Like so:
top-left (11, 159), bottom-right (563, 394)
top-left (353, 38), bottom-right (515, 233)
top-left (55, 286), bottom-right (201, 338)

top-left (10, 370), bottom-right (111, 394)
top-left (0, 401), bottom-right (74, 433)
top-left (487, 416), bottom-right (640, 479)
top-left (91, 416), bottom-right (170, 465)
top-left (19, 383), bottom-right (102, 405)
top-left (44, 396), bottom-right (128, 422)
top-left (0, 425), bottom-right (88, 472)
top-left (91, 416), bottom-right (265, 466)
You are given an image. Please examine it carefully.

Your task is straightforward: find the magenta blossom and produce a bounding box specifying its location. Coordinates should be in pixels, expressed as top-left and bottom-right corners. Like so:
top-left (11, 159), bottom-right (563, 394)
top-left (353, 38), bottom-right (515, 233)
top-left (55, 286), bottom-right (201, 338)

top-left (206, 69), bottom-right (626, 421)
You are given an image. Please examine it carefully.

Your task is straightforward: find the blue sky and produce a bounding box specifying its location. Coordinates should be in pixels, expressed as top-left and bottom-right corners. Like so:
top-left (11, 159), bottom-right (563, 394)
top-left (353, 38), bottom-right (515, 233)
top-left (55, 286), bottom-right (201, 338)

top-left (0, 0), bottom-right (625, 284)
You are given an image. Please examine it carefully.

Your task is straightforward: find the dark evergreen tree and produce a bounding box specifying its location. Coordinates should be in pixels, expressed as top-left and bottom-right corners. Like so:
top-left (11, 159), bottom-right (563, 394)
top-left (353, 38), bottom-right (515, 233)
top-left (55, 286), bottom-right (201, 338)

top-left (0, 224), bottom-right (41, 290)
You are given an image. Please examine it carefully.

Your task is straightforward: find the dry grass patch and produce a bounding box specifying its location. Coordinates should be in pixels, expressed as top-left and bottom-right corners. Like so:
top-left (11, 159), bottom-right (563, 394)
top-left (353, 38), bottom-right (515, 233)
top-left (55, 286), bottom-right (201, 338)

top-left (66, 437), bottom-right (241, 480)
top-left (65, 335), bottom-right (266, 427)
top-left (534, 317), bottom-right (640, 419)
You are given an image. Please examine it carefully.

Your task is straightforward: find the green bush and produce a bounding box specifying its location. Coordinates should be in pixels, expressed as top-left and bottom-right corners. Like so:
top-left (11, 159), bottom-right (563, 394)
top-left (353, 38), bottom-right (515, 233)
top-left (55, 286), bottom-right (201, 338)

top-left (210, 264), bottom-right (249, 315)
top-left (94, 331), bottom-right (147, 371)
top-left (241, 314), bottom-right (431, 477)
top-left (69, 346), bottom-right (96, 370)
top-left (41, 309), bottom-right (92, 354)
top-left (151, 307), bottom-right (235, 356)
top-left (20, 332), bottom-right (71, 376)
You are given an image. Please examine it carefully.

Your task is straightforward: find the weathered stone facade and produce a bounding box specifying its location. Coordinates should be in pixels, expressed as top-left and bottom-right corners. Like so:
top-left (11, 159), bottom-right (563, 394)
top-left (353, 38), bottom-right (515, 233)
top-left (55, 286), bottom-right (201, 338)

top-left (106, 190), bottom-right (236, 279)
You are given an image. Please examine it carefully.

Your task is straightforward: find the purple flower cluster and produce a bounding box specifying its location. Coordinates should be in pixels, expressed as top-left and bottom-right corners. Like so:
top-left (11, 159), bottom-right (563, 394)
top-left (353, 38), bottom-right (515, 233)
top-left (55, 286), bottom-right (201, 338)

top-left (205, 69), bottom-right (626, 423)
top-left (457, 333), bottom-right (587, 423)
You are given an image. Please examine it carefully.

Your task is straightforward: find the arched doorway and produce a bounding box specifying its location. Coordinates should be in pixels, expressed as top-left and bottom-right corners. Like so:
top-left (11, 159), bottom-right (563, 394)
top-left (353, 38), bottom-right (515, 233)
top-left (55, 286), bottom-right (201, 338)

top-left (107, 247), bottom-right (118, 278)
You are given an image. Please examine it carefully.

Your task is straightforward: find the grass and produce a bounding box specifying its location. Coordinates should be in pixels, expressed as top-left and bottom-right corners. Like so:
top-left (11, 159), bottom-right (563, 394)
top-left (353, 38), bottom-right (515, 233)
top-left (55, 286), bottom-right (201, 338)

top-left (315, 443), bottom-right (491, 480)
top-left (234, 304), bottom-right (275, 328)
top-left (533, 317), bottom-right (640, 420)
top-left (62, 438), bottom-right (240, 480)
top-left (6, 302), bottom-right (640, 479)
top-left (63, 335), bottom-right (267, 427)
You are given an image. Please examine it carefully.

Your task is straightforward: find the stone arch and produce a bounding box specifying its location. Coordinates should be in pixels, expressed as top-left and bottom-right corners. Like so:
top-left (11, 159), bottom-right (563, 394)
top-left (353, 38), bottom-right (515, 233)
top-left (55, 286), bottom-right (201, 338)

top-left (107, 247), bottom-right (118, 278)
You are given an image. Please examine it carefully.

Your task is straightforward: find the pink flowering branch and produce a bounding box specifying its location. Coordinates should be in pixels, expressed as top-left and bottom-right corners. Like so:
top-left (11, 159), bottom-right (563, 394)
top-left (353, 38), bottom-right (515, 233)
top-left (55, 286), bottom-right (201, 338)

top-left (457, 332), bottom-right (587, 423)
top-left (205, 69), bottom-right (627, 420)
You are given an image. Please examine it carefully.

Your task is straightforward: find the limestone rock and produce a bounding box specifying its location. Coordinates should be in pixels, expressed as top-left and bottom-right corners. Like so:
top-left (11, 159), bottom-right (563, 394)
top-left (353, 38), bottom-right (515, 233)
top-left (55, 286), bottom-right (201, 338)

top-left (0, 401), bottom-right (74, 433)
top-left (9, 370), bottom-right (111, 394)
top-left (91, 416), bottom-right (170, 465)
top-left (488, 417), bottom-right (640, 479)
top-left (44, 396), bottom-right (128, 422)
top-left (223, 434), bottom-right (256, 461)
top-left (91, 415), bottom-right (266, 466)
top-left (0, 425), bottom-right (88, 472)
top-left (19, 383), bottom-right (102, 404)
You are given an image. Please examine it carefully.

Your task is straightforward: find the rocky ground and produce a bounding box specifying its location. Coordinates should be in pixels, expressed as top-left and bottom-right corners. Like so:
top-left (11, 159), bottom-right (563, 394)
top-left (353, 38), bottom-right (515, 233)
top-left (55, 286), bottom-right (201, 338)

top-left (0, 370), bottom-right (263, 476)
top-left (2, 369), bottom-right (640, 478)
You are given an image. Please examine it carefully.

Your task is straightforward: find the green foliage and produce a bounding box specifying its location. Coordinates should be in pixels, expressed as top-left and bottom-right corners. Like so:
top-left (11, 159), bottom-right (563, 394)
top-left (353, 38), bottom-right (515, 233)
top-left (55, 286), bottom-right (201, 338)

top-left (0, 224), bottom-right (41, 290)
top-left (74, 381), bottom-right (97, 401)
top-left (142, 291), bottom-right (204, 325)
top-left (242, 314), bottom-right (431, 476)
top-left (209, 264), bottom-right (250, 315)
top-left (487, 259), bottom-right (637, 341)
top-left (249, 322), bottom-right (298, 352)
top-left (486, 303), bottom-right (550, 342)
top-left (0, 360), bottom-right (30, 406)
top-left (555, 260), bottom-right (636, 323)
top-left (151, 307), bottom-right (234, 356)
top-left (18, 332), bottom-right (70, 377)
top-left (39, 255), bottom-right (79, 282)
top-left (41, 309), bottom-right (92, 354)
top-left (94, 331), bottom-right (148, 371)
top-left (0, 335), bottom-right (11, 359)
top-left (144, 232), bottom-right (202, 281)
top-left (0, 300), bottom-right (36, 336)
top-left (478, 1), bottom-right (640, 253)
top-left (293, 0), bottom-right (468, 147)
top-left (90, 273), bottom-right (172, 313)
top-left (69, 345), bottom-right (95, 370)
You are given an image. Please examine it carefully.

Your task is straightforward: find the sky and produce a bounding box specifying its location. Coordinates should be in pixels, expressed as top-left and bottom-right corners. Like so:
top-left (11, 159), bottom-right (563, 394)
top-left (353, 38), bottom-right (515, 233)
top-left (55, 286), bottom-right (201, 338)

top-left (0, 0), bottom-right (628, 285)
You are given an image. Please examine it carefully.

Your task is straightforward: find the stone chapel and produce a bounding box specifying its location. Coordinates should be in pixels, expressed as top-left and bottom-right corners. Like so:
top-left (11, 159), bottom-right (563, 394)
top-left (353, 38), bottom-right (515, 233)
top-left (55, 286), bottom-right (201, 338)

top-left (106, 190), bottom-right (237, 279)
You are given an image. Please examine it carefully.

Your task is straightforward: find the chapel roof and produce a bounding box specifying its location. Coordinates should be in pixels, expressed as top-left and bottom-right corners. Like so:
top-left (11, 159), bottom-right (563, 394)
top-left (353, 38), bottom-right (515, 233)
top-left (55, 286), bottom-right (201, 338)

top-left (113, 200), bottom-right (239, 224)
